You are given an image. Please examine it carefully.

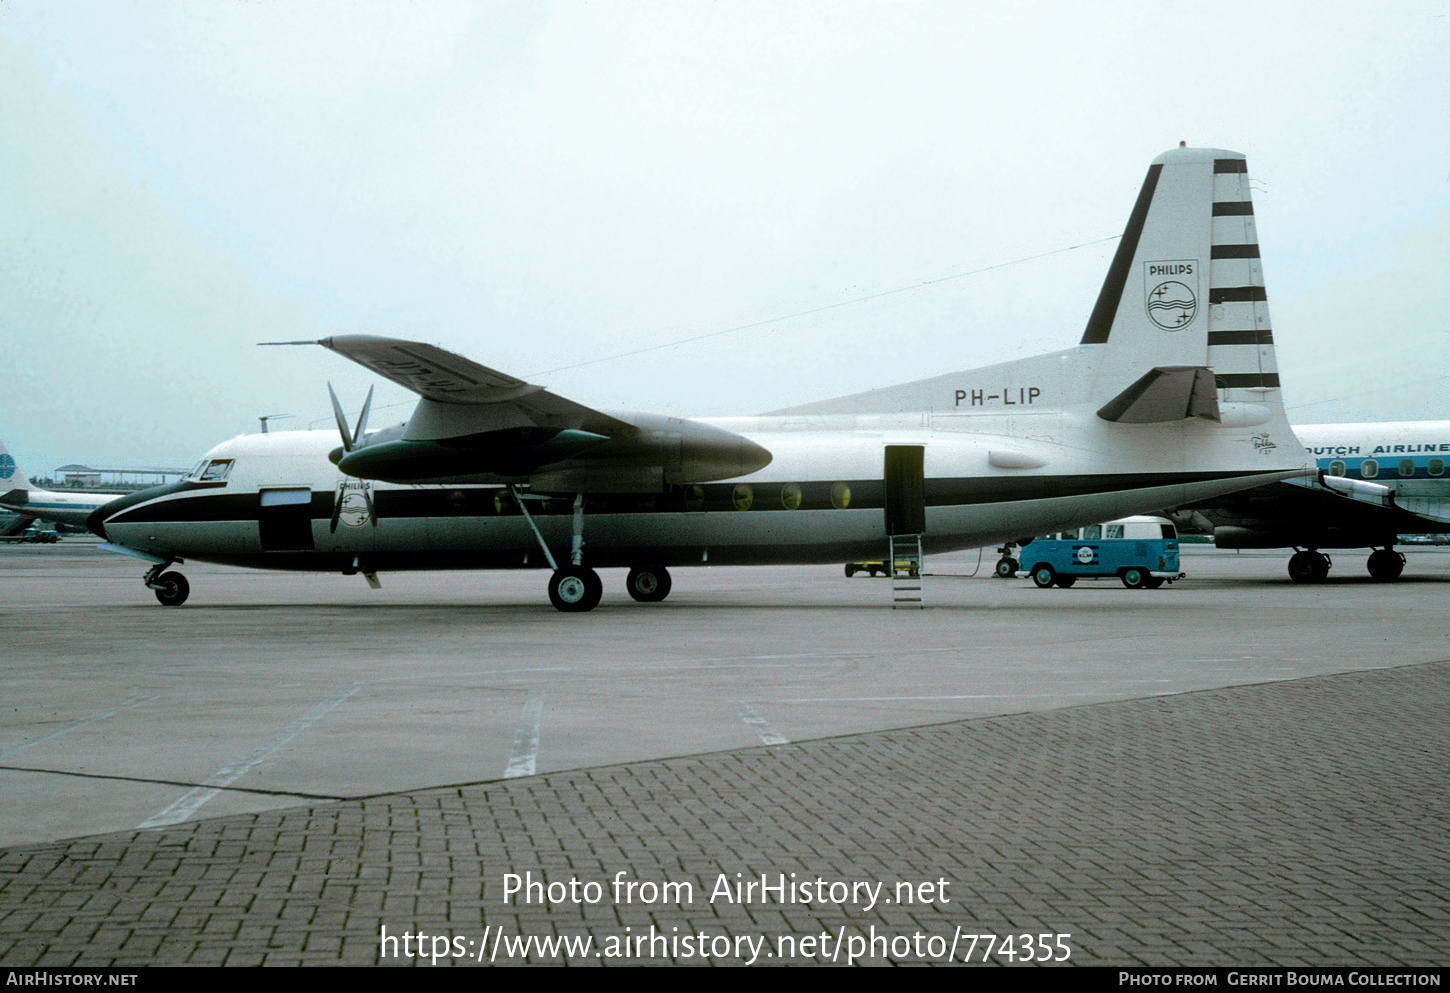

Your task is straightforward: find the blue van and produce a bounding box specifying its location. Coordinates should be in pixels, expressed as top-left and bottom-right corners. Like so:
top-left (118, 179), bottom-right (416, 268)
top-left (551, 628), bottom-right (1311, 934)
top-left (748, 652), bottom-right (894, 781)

top-left (1023, 516), bottom-right (1182, 590)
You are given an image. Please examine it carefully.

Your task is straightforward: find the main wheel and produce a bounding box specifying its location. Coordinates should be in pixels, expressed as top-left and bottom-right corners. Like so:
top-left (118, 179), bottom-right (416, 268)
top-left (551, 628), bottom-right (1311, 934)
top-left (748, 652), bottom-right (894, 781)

top-left (626, 565), bottom-right (672, 602)
top-left (549, 566), bottom-right (602, 612)
top-left (153, 572), bottom-right (190, 607)
top-left (1031, 564), bottom-right (1056, 588)
top-left (995, 557), bottom-right (1018, 578)
top-left (1366, 549), bottom-right (1404, 581)
top-left (844, 563), bottom-right (857, 578)
top-left (1121, 567), bottom-right (1147, 589)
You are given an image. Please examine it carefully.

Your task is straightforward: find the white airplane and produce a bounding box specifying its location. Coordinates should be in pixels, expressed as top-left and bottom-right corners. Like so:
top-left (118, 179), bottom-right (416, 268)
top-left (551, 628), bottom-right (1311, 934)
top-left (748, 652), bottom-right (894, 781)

top-left (0, 439), bottom-right (127, 530)
top-left (89, 145), bottom-right (1313, 610)
top-left (1163, 420), bottom-right (1450, 581)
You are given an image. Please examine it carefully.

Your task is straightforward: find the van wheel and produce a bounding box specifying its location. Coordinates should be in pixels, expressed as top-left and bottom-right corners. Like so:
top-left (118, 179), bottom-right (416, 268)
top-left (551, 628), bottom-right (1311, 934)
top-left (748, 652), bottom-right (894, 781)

top-left (1143, 576), bottom-right (1165, 589)
top-left (1031, 565), bottom-right (1056, 588)
top-left (1121, 567), bottom-right (1147, 589)
top-left (1054, 576), bottom-right (1076, 588)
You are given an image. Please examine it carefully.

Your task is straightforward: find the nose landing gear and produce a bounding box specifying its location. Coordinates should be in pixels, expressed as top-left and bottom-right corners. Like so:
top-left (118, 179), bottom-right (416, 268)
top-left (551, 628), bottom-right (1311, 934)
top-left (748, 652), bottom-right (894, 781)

top-left (143, 561), bottom-right (190, 606)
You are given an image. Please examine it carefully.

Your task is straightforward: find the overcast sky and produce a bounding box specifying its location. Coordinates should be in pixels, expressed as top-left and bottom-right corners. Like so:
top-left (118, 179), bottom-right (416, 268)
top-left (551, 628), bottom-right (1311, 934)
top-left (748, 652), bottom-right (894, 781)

top-left (2, 1), bottom-right (1446, 475)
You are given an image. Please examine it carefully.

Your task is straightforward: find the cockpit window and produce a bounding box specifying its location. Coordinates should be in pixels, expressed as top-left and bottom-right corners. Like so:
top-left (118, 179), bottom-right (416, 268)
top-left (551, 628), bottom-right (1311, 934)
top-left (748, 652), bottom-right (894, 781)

top-left (196, 459), bottom-right (235, 483)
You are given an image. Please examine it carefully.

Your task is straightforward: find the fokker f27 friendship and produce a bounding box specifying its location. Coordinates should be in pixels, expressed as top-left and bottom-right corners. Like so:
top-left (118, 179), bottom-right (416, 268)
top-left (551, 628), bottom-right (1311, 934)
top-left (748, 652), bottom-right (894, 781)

top-left (91, 146), bottom-right (1314, 610)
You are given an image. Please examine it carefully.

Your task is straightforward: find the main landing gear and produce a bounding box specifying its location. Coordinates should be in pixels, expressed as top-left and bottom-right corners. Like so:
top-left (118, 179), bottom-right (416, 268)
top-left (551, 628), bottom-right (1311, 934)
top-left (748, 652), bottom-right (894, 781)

top-left (144, 560), bottom-right (190, 606)
top-left (1366, 547), bottom-right (1405, 581)
top-left (1287, 550), bottom-right (1331, 583)
top-left (1288, 546), bottom-right (1406, 583)
top-left (512, 487), bottom-right (674, 611)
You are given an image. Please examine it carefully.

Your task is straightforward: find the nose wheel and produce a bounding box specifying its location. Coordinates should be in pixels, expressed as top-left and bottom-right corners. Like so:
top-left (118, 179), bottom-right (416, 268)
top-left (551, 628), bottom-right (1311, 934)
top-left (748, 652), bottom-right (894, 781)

top-left (143, 561), bottom-right (190, 606)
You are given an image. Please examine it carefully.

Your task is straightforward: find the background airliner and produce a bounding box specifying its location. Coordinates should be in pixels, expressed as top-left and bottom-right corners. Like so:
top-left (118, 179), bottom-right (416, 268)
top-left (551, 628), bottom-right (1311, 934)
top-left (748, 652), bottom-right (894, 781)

top-left (1162, 420), bottom-right (1450, 581)
top-left (0, 439), bottom-right (126, 530)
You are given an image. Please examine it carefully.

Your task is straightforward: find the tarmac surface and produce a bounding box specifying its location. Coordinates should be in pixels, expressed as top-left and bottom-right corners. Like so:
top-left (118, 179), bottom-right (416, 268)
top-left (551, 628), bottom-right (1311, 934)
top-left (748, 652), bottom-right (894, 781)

top-left (1, 541), bottom-right (1447, 966)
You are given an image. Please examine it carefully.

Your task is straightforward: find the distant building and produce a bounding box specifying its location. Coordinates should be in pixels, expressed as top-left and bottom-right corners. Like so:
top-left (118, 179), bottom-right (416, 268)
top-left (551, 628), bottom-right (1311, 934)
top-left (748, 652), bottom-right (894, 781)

top-left (54, 464), bottom-right (189, 490)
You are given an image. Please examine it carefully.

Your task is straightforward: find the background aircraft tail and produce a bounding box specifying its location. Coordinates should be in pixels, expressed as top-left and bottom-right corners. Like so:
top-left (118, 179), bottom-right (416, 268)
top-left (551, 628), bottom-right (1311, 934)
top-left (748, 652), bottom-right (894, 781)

top-left (0, 438), bottom-right (35, 493)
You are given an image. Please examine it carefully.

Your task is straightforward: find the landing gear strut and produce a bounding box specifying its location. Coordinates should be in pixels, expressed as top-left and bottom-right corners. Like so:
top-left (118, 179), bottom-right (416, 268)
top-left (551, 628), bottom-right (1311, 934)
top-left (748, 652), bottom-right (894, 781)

top-left (1287, 549), bottom-right (1331, 583)
top-left (144, 560), bottom-right (190, 606)
top-left (513, 488), bottom-right (603, 612)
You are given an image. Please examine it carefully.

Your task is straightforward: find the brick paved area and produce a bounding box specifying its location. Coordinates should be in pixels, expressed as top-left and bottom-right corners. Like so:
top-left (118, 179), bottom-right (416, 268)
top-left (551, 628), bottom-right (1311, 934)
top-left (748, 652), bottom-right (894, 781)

top-left (2, 661), bottom-right (1447, 966)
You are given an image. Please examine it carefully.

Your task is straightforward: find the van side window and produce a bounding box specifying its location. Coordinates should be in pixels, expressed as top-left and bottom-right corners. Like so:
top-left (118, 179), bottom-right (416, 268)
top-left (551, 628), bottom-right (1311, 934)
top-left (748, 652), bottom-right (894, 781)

top-left (1106, 525), bottom-right (1124, 539)
top-left (1160, 525), bottom-right (1176, 538)
top-left (1083, 525), bottom-right (1102, 539)
top-left (1328, 460), bottom-right (1345, 476)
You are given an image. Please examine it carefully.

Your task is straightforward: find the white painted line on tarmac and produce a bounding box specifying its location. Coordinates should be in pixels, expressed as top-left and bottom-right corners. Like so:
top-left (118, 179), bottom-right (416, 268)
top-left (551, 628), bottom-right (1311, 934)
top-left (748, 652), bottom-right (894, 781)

top-left (737, 703), bottom-right (789, 745)
top-left (0, 695), bottom-right (163, 760)
top-left (138, 684), bottom-right (361, 829)
top-left (504, 695), bottom-right (544, 778)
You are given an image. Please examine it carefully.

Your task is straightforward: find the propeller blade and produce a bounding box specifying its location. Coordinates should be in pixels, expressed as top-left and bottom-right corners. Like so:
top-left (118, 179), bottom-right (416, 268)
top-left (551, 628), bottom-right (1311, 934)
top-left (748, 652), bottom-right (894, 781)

top-left (328, 382), bottom-right (354, 453)
top-left (353, 385), bottom-right (374, 449)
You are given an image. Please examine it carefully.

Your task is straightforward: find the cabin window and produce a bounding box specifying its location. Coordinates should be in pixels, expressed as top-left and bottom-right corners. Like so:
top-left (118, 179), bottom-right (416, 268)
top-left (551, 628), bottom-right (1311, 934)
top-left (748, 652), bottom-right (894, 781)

top-left (732, 484), bottom-right (753, 511)
top-left (1360, 459), bottom-right (1378, 479)
top-left (1430, 459), bottom-right (1445, 477)
top-left (831, 483), bottom-right (851, 509)
top-left (1328, 460), bottom-right (1345, 476)
top-left (1399, 459), bottom-right (1416, 478)
top-left (780, 483), bottom-right (802, 510)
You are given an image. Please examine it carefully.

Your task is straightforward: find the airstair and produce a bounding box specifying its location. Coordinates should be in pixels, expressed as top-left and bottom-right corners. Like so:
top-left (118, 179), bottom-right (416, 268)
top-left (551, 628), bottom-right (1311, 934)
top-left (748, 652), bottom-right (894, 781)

top-left (890, 534), bottom-right (924, 608)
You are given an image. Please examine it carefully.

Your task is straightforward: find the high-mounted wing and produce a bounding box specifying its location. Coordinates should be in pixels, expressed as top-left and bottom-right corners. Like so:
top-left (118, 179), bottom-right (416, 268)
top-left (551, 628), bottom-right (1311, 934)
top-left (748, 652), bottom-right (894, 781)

top-left (264, 335), bottom-right (771, 490)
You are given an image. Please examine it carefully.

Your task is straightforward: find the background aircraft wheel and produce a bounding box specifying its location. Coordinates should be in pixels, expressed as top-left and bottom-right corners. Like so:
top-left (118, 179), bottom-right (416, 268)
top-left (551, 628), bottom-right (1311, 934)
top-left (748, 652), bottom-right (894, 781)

top-left (1366, 549), bottom-right (1404, 581)
top-left (626, 565), bottom-right (672, 602)
top-left (1143, 576), bottom-right (1165, 589)
top-left (549, 567), bottom-right (602, 612)
top-left (1054, 575), bottom-right (1076, 588)
top-left (1287, 551), bottom-right (1318, 583)
top-left (995, 557), bottom-right (1018, 578)
top-left (153, 572), bottom-right (190, 607)
top-left (1120, 567), bottom-right (1147, 589)
top-left (1031, 564), bottom-right (1056, 588)
top-left (844, 564), bottom-right (857, 578)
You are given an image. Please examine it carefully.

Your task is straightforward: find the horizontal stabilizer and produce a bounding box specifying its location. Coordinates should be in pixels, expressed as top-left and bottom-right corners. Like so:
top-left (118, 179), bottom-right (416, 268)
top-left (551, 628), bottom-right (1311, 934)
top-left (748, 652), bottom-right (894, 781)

top-left (1097, 366), bottom-right (1220, 423)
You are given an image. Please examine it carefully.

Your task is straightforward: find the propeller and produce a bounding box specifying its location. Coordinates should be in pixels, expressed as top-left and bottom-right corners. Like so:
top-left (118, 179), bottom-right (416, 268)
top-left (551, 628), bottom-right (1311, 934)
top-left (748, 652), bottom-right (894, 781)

top-left (328, 382), bottom-right (374, 453)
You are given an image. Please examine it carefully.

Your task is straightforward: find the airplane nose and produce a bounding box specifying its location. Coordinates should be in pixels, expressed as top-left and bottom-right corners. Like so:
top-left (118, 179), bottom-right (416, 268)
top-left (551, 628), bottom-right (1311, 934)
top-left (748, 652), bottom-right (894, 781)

top-left (86, 504), bottom-right (111, 539)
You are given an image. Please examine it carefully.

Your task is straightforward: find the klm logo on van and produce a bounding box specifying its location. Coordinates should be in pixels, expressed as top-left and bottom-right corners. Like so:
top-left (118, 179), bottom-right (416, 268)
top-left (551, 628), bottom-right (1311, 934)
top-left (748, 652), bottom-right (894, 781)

top-left (1073, 544), bottom-right (1098, 565)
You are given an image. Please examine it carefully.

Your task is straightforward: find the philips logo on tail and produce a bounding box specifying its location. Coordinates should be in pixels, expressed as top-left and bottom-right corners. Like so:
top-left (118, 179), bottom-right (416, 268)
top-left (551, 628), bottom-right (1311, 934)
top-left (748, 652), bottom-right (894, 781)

top-left (0, 454), bottom-right (15, 480)
top-left (1145, 261), bottom-right (1198, 330)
